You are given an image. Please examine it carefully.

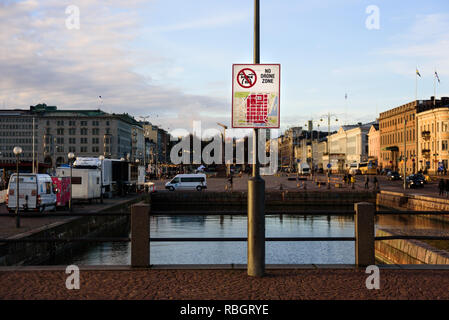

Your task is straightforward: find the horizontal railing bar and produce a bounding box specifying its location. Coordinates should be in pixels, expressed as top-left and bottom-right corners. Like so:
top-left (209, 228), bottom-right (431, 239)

top-left (375, 236), bottom-right (449, 241)
top-left (149, 237), bottom-right (356, 242)
top-left (151, 211), bottom-right (357, 215)
top-left (0, 211), bottom-right (448, 218)
top-left (1, 236), bottom-right (447, 243)
top-left (0, 237), bottom-right (355, 243)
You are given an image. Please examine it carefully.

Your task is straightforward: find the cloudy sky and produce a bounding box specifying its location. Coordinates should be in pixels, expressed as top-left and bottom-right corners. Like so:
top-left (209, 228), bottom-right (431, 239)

top-left (1, 0), bottom-right (448, 137)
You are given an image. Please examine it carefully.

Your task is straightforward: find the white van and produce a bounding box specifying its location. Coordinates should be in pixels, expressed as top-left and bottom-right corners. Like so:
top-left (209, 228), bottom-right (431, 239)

top-left (298, 163), bottom-right (310, 175)
top-left (165, 174), bottom-right (207, 191)
top-left (6, 173), bottom-right (57, 213)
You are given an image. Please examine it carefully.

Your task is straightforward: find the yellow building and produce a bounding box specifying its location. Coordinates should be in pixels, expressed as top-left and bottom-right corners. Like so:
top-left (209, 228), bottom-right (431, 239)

top-left (417, 107), bottom-right (449, 174)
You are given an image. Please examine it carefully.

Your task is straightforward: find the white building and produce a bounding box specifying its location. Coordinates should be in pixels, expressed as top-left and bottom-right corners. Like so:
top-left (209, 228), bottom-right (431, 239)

top-left (325, 122), bottom-right (373, 172)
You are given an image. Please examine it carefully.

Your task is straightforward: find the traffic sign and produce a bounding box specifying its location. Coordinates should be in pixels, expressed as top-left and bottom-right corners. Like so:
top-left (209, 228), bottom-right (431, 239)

top-left (327, 163), bottom-right (332, 169)
top-left (232, 64), bottom-right (280, 128)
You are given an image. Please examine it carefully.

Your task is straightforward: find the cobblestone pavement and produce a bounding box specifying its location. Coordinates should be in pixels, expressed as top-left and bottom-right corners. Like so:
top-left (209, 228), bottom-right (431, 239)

top-left (1, 268), bottom-right (448, 300)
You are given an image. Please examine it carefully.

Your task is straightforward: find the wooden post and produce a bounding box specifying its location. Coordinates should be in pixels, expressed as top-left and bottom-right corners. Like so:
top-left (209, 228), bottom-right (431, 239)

top-left (131, 202), bottom-right (150, 267)
top-left (354, 202), bottom-right (375, 266)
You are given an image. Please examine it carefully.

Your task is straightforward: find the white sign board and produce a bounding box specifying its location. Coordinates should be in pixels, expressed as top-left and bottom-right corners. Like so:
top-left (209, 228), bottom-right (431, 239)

top-left (232, 64), bottom-right (280, 128)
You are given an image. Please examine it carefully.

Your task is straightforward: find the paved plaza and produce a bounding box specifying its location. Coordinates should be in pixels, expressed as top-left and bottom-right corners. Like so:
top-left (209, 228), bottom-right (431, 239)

top-left (1, 267), bottom-right (448, 300)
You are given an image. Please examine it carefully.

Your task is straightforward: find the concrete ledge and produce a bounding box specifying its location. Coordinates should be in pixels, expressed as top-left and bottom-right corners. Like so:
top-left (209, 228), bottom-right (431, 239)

top-left (1, 264), bottom-right (449, 272)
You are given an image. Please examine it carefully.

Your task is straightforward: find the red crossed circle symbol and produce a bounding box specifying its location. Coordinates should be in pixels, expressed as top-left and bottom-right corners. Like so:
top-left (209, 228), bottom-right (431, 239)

top-left (237, 68), bottom-right (257, 88)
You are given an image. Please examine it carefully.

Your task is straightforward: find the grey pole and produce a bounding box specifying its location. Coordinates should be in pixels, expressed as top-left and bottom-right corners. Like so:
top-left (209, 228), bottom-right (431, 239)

top-left (247, 0), bottom-right (265, 277)
top-left (69, 161), bottom-right (73, 212)
top-left (15, 155), bottom-right (20, 228)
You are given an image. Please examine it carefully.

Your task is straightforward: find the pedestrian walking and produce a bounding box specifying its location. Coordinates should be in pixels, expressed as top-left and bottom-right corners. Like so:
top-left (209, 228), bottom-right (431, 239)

top-left (445, 179), bottom-right (449, 197)
top-left (347, 174), bottom-right (352, 186)
top-left (373, 176), bottom-right (378, 191)
top-left (439, 179), bottom-right (445, 196)
top-left (351, 176), bottom-right (355, 189)
top-left (228, 174), bottom-right (233, 192)
top-left (364, 175), bottom-right (369, 189)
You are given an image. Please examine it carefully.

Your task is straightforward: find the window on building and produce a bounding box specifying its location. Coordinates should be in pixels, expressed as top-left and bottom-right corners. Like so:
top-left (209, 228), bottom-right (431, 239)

top-left (92, 146), bottom-right (99, 153)
top-left (92, 128), bottom-right (100, 135)
top-left (92, 120), bottom-right (100, 126)
top-left (69, 128), bottom-right (76, 135)
top-left (92, 137), bottom-right (99, 144)
top-left (57, 120), bottom-right (64, 126)
top-left (442, 140), bottom-right (448, 151)
top-left (56, 137), bottom-right (64, 144)
top-left (69, 138), bottom-right (76, 144)
top-left (80, 146), bottom-right (87, 153)
top-left (80, 121), bottom-right (88, 126)
top-left (81, 138), bottom-right (88, 144)
top-left (81, 128), bottom-right (88, 135)
top-left (57, 128), bottom-right (64, 135)
top-left (69, 146), bottom-right (76, 153)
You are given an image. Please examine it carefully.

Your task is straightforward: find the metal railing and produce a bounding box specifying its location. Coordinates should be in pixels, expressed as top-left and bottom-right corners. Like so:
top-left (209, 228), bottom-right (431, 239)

top-left (0, 205), bottom-right (449, 268)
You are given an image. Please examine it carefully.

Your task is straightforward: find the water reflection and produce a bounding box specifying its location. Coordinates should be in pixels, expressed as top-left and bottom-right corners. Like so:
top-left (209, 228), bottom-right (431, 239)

top-left (48, 214), bottom-right (355, 265)
top-left (45, 212), bottom-right (449, 266)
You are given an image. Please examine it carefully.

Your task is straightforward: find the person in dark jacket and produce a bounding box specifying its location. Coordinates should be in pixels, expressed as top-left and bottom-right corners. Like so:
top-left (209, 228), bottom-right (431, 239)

top-left (445, 179), bottom-right (449, 197)
top-left (439, 179), bottom-right (445, 196)
top-left (364, 175), bottom-right (369, 189)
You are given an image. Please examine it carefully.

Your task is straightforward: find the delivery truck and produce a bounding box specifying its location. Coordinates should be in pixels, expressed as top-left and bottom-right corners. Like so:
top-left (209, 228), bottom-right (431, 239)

top-left (56, 167), bottom-right (101, 202)
top-left (72, 157), bottom-right (113, 199)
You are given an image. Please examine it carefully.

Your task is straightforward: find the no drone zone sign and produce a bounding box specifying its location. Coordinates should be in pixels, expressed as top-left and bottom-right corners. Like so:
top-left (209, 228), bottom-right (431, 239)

top-left (232, 64), bottom-right (280, 129)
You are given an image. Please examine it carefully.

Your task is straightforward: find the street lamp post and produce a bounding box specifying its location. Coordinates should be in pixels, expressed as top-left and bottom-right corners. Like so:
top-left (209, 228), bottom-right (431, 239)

top-left (320, 113), bottom-right (338, 189)
top-left (13, 146), bottom-right (22, 228)
top-left (68, 152), bottom-right (75, 211)
top-left (99, 155), bottom-right (104, 204)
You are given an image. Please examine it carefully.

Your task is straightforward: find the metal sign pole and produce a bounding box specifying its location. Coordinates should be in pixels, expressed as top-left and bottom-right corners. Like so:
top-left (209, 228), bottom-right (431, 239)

top-left (247, 0), bottom-right (265, 277)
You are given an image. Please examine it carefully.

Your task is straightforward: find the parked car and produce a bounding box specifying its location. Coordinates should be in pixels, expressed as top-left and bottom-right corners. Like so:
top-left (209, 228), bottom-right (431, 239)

top-left (387, 171), bottom-right (401, 181)
top-left (406, 174), bottom-right (424, 188)
top-left (415, 173), bottom-right (430, 184)
top-left (165, 173), bottom-right (207, 191)
top-left (6, 173), bottom-right (57, 213)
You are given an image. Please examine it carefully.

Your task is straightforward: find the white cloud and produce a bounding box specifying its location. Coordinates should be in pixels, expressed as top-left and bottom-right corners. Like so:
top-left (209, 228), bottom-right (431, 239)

top-left (0, 0), bottom-right (229, 131)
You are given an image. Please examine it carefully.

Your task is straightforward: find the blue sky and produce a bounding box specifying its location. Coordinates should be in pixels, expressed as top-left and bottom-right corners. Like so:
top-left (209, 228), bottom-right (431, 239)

top-left (1, 0), bottom-right (448, 136)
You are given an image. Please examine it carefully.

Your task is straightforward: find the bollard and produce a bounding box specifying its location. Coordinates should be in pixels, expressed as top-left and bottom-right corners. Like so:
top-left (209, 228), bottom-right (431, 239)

top-left (131, 202), bottom-right (150, 267)
top-left (354, 202), bottom-right (375, 267)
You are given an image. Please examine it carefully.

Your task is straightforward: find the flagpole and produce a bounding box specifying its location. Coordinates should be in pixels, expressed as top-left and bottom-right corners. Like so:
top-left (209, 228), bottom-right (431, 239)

top-left (415, 67), bottom-right (418, 102)
top-left (434, 69), bottom-right (436, 106)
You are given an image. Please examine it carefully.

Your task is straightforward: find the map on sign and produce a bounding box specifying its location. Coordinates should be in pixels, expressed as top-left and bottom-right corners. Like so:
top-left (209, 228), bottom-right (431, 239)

top-left (232, 64), bottom-right (280, 128)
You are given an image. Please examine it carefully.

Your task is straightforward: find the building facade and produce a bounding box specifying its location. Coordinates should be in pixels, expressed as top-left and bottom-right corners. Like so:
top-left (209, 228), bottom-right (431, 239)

top-left (417, 106), bottom-right (449, 174)
top-left (368, 124), bottom-right (380, 163)
top-left (0, 104), bottom-right (146, 172)
top-left (378, 98), bottom-right (447, 175)
top-left (379, 101), bottom-right (418, 174)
